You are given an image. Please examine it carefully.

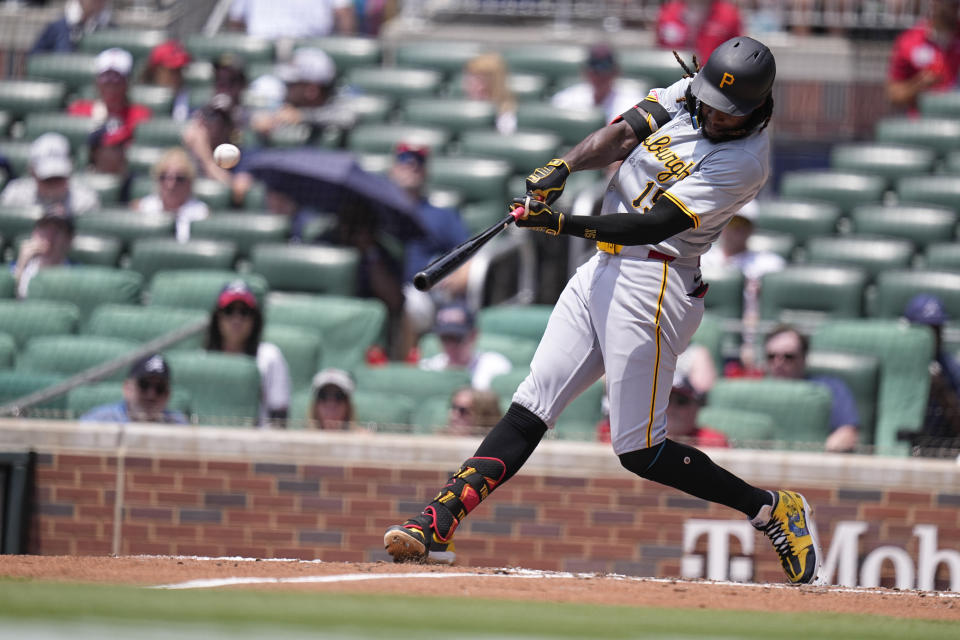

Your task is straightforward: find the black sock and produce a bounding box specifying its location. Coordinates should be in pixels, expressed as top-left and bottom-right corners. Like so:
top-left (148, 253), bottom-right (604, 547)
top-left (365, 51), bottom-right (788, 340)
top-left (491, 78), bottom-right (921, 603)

top-left (619, 439), bottom-right (772, 518)
top-left (473, 402), bottom-right (547, 481)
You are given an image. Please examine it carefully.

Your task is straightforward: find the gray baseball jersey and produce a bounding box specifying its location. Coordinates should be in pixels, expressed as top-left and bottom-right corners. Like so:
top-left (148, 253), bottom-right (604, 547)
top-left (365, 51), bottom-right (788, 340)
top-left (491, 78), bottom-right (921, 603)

top-left (513, 78), bottom-right (771, 454)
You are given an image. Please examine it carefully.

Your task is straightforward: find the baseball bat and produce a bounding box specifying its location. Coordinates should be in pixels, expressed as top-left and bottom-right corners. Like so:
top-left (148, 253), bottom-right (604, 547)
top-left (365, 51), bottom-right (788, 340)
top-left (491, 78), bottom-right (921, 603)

top-left (413, 206), bottom-right (525, 291)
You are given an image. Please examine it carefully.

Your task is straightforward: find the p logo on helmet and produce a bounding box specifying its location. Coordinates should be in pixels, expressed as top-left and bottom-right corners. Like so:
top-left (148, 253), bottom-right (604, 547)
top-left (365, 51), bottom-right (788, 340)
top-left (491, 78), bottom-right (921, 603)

top-left (719, 72), bottom-right (735, 88)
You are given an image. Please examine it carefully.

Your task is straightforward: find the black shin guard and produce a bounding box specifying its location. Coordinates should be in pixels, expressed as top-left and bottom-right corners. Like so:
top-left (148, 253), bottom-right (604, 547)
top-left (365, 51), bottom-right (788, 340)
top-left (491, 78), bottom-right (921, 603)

top-left (419, 403), bottom-right (547, 540)
top-left (619, 439), bottom-right (771, 518)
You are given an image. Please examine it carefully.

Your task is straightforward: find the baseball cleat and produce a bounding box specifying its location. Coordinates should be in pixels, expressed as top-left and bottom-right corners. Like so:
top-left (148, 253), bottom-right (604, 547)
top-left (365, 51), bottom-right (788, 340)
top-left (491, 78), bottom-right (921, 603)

top-left (753, 489), bottom-right (821, 585)
top-left (384, 517), bottom-right (456, 565)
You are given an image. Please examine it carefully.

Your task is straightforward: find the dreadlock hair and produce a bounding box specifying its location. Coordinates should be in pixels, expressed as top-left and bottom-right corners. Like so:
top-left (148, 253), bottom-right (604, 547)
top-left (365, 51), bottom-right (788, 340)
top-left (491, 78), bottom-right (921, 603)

top-left (678, 80), bottom-right (774, 142)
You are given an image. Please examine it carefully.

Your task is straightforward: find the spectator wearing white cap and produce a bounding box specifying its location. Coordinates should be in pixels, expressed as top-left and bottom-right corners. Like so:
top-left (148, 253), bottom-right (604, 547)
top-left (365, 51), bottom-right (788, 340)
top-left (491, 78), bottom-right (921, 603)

top-left (307, 368), bottom-right (356, 431)
top-left (227, 0), bottom-right (355, 41)
top-left (31, 0), bottom-right (114, 54)
top-left (0, 132), bottom-right (100, 216)
top-left (68, 48), bottom-right (152, 132)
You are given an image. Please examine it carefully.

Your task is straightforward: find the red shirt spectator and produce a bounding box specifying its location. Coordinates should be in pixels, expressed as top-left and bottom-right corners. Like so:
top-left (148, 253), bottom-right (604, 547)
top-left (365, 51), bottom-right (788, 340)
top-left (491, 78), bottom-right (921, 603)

top-left (68, 48), bottom-right (152, 131)
top-left (888, 10), bottom-right (960, 112)
top-left (656, 1), bottom-right (742, 63)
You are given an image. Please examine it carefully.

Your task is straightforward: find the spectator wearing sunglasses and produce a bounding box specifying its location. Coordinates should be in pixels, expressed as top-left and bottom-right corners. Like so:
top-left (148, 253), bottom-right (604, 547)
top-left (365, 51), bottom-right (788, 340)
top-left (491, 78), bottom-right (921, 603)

top-left (205, 281), bottom-right (291, 428)
top-left (307, 368), bottom-right (356, 431)
top-left (135, 147), bottom-right (209, 242)
top-left (764, 324), bottom-right (859, 453)
top-left (419, 302), bottom-right (511, 391)
top-left (443, 387), bottom-right (501, 437)
top-left (80, 353), bottom-right (187, 424)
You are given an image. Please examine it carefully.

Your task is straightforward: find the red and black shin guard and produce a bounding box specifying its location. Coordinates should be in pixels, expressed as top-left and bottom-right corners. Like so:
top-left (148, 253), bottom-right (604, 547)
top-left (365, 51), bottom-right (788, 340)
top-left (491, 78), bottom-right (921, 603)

top-left (419, 456), bottom-right (507, 542)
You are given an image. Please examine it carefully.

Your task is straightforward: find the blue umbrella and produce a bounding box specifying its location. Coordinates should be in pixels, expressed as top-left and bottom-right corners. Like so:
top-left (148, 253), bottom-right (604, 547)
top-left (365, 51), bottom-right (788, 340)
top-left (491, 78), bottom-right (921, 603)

top-left (244, 148), bottom-right (427, 241)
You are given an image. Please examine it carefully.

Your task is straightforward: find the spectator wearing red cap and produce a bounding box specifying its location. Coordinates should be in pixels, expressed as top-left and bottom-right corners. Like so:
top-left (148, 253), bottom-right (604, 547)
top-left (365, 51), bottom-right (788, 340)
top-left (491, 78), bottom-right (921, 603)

top-left (86, 123), bottom-right (134, 203)
top-left (143, 40), bottom-right (192, 121)
top-left (205, 280), bottom-right (291, 428)
top-left (551, 44), bottom-right (648, 124)
top-left (656, 1), bottom-right (743, 62)
top-left (68, 48), bottom-right (152, 132)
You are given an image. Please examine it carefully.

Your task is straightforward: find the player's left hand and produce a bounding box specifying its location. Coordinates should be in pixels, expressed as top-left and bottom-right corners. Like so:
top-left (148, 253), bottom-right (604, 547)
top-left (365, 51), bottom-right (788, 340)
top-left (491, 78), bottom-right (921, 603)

top-left (511, 197), bottom-right (564, 236)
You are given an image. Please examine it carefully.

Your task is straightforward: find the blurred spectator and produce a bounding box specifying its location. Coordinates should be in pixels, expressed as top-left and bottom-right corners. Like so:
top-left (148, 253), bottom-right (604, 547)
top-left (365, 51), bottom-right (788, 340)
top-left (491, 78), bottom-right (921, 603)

top-left (675, 342), bottom-right (718, 396)
top-left (86, 123), bottom-right (133, 203)
top-left (212, 53), bottom-right (249, 120)
top-left (80, 353), bottom-right (188, 424)
top-left (443, 386), bottom-right (502, 436)
top-left (887, 0), bottom-right (960, 113)
top-left (227, 0), bottom-right (355, 39)
top-left (205, 280), bottom-right (291, 428)
top-left (142, 40), bottom-right (192, 121)
top-left (182, 93), bottom-right (243, 188)
top-left (551, 44), bottom-right (647, 123)
top-left (264, 185), bottom-right (328, 242)
top-left (68, 48), bottom-right (152, 131)
top-left (31, 0), bottom-right (113, 54)
top-left (10, 209), bottom-right (74, 299)
top-left (0, 132), bottom-right (100, 215)
top-left (388, 143), bottom-right (470, 357)
top-left (419, 302), bottom-right (511, 391)
top-left (251, 48), bottom-right (353, 146)
top-left (903, 294), bottom-right (960, 439)
top-left (764, 324), bottom-right (859, 453)
top-left (134, 147), bottom-right (209, 243)
top-left (462, 52), bottom-right (517, 135)
top-left (700, 201), bottom-right (784, 373)
top-left (666, 375), bottom-right (729, 448)
top-left (306, 368), bottom-right (355, 430)
top-left (656, 1), bottom-right (742, 62)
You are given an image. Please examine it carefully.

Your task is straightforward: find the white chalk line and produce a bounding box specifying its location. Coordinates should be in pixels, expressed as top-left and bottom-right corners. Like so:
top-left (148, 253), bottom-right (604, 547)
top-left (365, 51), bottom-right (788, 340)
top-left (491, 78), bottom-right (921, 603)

top-left (146, 558), bottom-right (960, 598)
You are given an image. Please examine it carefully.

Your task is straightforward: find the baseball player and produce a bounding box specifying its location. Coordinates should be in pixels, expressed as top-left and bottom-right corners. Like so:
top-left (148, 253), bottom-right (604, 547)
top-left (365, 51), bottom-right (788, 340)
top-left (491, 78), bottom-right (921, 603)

top-left (385, 37), bottom-right (822, 585)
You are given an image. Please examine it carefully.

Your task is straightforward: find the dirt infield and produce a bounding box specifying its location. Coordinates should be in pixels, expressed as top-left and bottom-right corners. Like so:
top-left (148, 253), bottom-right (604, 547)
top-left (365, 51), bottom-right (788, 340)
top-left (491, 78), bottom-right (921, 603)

top-left (1, 555), bottom-right (958, 621)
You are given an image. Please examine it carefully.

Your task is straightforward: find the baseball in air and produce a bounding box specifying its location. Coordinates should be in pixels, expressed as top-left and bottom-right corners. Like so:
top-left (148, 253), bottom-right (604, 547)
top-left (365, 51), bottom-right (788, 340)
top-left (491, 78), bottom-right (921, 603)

top-left (213, 143), bottom-right (241, 169)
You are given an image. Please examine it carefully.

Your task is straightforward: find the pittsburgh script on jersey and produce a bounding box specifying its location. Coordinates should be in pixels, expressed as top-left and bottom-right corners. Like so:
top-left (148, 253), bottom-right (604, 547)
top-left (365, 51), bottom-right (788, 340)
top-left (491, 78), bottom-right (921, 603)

top-left (641, 135), bottom-right (696, 183)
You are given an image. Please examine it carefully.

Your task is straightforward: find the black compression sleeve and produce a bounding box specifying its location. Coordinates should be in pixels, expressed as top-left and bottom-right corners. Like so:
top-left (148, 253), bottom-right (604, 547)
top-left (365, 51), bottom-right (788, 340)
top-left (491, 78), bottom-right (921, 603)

top-left (560, 196), bottom-right (696, 245)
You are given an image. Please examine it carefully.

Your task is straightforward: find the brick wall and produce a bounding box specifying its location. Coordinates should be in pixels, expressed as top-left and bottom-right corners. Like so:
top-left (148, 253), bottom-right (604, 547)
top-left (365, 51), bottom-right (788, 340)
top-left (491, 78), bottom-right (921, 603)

top-left (15, 420), bottom-right (958, 589)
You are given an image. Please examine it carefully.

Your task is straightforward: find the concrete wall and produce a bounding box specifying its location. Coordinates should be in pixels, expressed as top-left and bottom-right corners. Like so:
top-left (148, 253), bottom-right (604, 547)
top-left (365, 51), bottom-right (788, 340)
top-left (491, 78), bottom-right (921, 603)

top-left (2, 419), bottom-right (958, 589)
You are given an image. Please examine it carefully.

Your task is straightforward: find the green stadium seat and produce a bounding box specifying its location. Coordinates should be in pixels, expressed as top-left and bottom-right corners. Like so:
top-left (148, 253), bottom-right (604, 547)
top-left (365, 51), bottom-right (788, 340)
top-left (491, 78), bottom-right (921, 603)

top-left (181, 61), bottom-right (214, 88)
top-left (66, 381), bottom-right (191, 419)
top-left (86, 303), bottom-right (207, 350)
top-left (812, 319), bottom-right (934, 453)
top-left (347, 123), bottom-right (452, 155)
top-left (694, 406), bottom-right (777, 443)
top-left (699, 266), bottom-right (743, 319)
top-left (806, 350), bottom-right (881, 439)
top-left (0, 141), bottom-right (34, 176)
top-left (459, 201), bottom-right (505, 235)
top-left (849, 204), bottom-right (956, 250)
top-left (69, 234), bottom-right (123, 267)
top-left (330, 94), bottom-right (393, 125)
top-left (250, 243), bottom-right (359, 296)
top-left (126, 144), bottom-right (167, 176)
top-left (875, 116), bottom-right (960, 156)
top-left (188, 213), bottom-right (290, 258)
top-left (925, 242), bottom-right (960, 271)
top-left (706, 378), bottom-right (833, 444)
top-left (896, 175), bottom-right (960, 211)
top-left (264, 293), bottom-right (387, 370)
top-left (74, 210), bottom-right (175, 250)
top-left (0, 205), bottom-right (43, 240)
top-left (0, 299), bottom-right (80, 348)
top-left (354, 363), bottom-right (471, 402)
top-left (872, 269), bottom-right (960, 319)
top-left (129, 238), bottom-right (238, 282)
top-left (410, 394), bottom-right (455, 434)
top-left (0, 370), bottom-right (66, 413)
top-left (395, 41), bottom-right (486, 76)
top-left (555, 379), bottom-right (605, 438)
top-left (345, 67), bottom-right (443, 100)
top-left (26, 266), bottom-right (143, 326)
top-left (759, 265), bottom-right (868, 322)
top-left (352, 390), bottom-right (418, 431)
top-left (26, 53), bottom-right (99, 90)
top-left (459, 130), bottom-right (562, 174)
top-left (516, 104), bottom-right (607, 146)
top-left (0, 110), bottom-right (10, 137)
top-left (184, 33), bottom-right (274, 64)
top-left (419, 332), bottom-right (539, 368)
top-left (804, 236), bottom-right (914, 281)
top-left (502, 45), bottom-right (588, 82)
top-left (448, 71), bottom-right (551, 103)
top-left (689, 313), bottom-right (724, 374)
top-left (478, 304), bottom-right (553, 342)
top-left (829, 143), bottom-right (935, 186)
top-left (0, 332), bottom-right (14, 368)
top-left (748, 230), bottom-right (796, 261)
top-left (132, 117), bottom-right (187, 147)
top-left (918, 90), bottom-right (960, 117)
top-left (294, 36), bottom-right (382, 73)
top-left (0, 270), bottom-right (13, 299)
top-left (24, 113), bottom-right (98, 150)
top-left (0, 81), bottom-right (66, 119)
top-left (618, 47), bottom-right (690, 87)
top-left (165, 351), bottom-right (261, 425)
top-left (426, 156), bottom-right (512, 204)
top-left (778, 171), bottom-right (886, 215)
top-left (128, 84), bottom-right (175, 114)
top-left (78, 29), bottom-right (168, 61)
top-left (940, 149), bottom-right (960, 175)
top-left (17, 335), bottom-right (139, 382)
top-left (75, 171), bottom-right (124, 205)
top-left (129, 175), bottom-right (232, 210)
top-left (401, 98), bottom-right (497, 136)
top-left (261, 324), bottom-right (322, 393)
top-left (147, 270), bottom-right (268, 311)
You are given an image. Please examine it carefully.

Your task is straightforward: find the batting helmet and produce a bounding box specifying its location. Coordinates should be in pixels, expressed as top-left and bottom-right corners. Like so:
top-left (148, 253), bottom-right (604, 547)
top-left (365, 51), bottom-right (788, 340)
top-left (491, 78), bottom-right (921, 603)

top-left (690, 37), bottom-right (776, 116)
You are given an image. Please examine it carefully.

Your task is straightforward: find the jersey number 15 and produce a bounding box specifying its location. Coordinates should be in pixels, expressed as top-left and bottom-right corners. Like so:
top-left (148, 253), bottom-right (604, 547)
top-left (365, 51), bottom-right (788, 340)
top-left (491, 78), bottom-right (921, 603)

top-left (632, 181), bottom-right (666, 214)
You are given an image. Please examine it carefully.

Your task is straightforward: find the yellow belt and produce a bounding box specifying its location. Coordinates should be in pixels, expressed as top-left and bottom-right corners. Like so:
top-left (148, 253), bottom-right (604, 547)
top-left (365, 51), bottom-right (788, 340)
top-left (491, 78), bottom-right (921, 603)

top-left (597, 241), bottom-right (622, 255)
